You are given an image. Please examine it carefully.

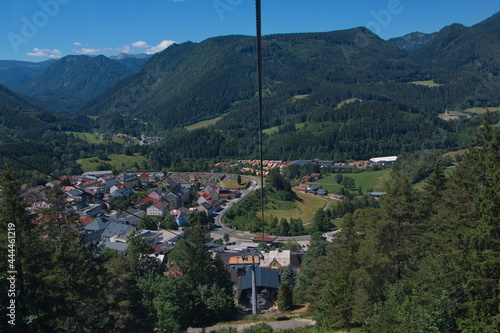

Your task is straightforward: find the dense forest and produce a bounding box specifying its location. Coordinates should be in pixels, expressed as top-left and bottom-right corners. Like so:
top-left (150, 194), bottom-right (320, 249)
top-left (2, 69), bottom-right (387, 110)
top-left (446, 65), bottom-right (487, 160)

top-left (1, 13), bottom-right (500, 180)
top-left (293, 116), bottom-right (500, 332)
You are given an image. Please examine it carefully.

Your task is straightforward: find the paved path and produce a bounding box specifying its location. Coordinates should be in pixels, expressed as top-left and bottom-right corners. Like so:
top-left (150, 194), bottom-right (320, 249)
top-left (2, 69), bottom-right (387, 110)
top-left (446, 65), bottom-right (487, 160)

top-left (188, 318), bottom-right (316, 332)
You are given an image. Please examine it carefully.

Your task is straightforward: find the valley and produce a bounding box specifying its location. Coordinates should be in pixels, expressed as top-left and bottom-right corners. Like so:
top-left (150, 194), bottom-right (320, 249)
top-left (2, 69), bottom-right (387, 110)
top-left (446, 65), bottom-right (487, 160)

top-left (1, 8), bottom-right (500, 333)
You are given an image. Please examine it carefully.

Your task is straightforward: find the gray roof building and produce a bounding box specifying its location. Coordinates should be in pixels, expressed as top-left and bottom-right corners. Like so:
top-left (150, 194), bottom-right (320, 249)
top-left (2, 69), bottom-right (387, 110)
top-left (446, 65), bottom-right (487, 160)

top-left (102, 222), bottom-right (135, 239)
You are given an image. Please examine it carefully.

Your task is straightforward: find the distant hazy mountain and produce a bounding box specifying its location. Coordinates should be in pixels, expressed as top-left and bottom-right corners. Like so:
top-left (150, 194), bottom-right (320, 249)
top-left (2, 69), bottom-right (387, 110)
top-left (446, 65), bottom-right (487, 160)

top-left (110, 53), bottom-right (152, 72)
top-left (388, 31), bottom-right (437, 51)
top-left (16, 55), bottom-right (132, 113)
top-left (0, 59), bottom-right (56, 89)
top-left (109, 53), bottom-right (151, 60)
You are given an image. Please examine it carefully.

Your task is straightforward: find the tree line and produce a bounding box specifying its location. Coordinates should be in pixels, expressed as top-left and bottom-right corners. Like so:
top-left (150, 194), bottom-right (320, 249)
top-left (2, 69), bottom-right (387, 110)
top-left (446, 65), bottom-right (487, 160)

top-left (293, 115), bottom-right (500, 331)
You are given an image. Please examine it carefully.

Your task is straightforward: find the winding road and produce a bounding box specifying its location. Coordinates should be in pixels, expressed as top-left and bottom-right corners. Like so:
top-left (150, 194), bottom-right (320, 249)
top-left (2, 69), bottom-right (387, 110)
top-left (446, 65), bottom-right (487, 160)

top-left (211, 175), bottom-right (314, 243)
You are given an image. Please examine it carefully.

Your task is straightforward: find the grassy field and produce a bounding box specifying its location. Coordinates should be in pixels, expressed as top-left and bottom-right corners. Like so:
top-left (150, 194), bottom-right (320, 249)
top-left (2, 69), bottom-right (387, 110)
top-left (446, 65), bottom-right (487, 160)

top-left (66, 132), bottom-right (106, 144)
top-left (443, 148), bottom-right (468, 159)
top-left (336, 98), bottom-right (361, 109)
top-left (414, 166), bottom-right (456, 191)
top-left (464, 106), bottom-right (500, 114)
top-left (263, 122), bottom-right (306, 135)
top-left (184, 116), bottom-right (224, 131)
top-left (220, 178), bottom-right (250, 190)
top-left (77, 153), bottom-right (150, 172)
top-left (314, 169), bottom-right (391, 193)
top-left (260, 190), bottom-right (333, 225)
top-left (66, 132), bottom-right (139, 145)
top-left (411, 80), bottom-right (443, 87)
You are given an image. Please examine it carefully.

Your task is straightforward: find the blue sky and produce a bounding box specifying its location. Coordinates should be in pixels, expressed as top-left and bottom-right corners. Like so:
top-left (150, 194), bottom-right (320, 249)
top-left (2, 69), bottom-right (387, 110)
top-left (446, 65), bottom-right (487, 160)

top-left (1, 0), bottom-right (500, 61)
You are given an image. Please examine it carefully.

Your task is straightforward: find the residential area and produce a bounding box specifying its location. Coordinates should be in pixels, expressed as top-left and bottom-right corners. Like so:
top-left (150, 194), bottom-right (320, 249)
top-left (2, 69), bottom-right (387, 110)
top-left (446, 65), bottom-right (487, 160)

top-left (21, 169), bottom-right (316, 311)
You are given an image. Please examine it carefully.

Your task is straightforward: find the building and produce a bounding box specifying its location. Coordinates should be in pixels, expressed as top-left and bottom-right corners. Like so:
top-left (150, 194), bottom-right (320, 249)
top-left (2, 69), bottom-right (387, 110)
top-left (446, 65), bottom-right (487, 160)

top-left (369, 156), bottom-right (398, 163)
top-left (169, 209), bottom-right (188, 227)
top-left (237, 268), bottom-right (280, 310)
top-left (147, 202), bottom-right (168, 217)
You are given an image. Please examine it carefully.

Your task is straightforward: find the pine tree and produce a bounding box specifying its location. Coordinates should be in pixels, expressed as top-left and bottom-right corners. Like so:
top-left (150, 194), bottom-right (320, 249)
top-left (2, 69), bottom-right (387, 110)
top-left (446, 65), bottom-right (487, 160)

top-left (277, 282), bottom-right (293, 312)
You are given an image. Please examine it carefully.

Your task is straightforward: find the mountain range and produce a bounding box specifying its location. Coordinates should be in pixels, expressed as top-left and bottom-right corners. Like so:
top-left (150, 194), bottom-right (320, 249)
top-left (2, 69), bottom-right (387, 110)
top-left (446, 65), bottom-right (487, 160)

top-left (1, 11), bottom-right (500, 172)
top-left (387, 31), bottom-right (437, 51)
top-left (77, 12), bottom-right (500, 134)
top-left (0, 54), bottom-right (150, 113)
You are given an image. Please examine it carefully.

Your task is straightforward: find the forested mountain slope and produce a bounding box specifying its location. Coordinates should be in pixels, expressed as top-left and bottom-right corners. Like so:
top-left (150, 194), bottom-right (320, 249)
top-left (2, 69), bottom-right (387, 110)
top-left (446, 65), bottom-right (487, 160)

top-left (0, 85), bottom-right (92, 176)
top-left (79, 28), bottom-right (422, 130)
top-left (16, 55), bottom-right (132, 113)
top-left (388, 31), bottom-right (437, 51)
top-left (0, 59), bottom-right (56, 88)
top-left (410, 12), bottom-right (500, 76)
top-left (78, 15), bottom-right (500, 140)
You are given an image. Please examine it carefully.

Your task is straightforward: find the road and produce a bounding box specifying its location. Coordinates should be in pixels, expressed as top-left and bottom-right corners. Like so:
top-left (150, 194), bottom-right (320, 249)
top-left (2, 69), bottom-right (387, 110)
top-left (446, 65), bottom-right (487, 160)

top-left (211, 175), bottom-right (315, 244)
top-left (188, 318), bottom-right (316, 332)
top-left (212, 175), bottom-right (260, 240)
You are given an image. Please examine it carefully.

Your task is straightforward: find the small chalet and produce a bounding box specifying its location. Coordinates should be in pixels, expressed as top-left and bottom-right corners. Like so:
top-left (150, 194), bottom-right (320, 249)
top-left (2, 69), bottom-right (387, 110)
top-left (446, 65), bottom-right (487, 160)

top-left (293, 184), bottom-right (309, 192)
top-left (169, 209), bottom-right (188, 227)
top-left (307, 184), bottom-right (321, 194)
top-left (310, 173), bottom-right (321, 180)
top-left (23, 185), bottom-right (48, 203)
top-left (197, 201), bottom-right (221, 217)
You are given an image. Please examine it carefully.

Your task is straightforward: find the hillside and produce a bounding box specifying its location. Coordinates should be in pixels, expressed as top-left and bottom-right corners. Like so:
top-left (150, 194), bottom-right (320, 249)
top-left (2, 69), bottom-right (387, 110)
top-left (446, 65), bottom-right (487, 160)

top-left (388, 31), bottom-right (437, 51)
top-left (71, 19), bottom-right (500, 164)
top-left (16, 55), bottom-right (133, 113)
top-left (2, 12), bottom-right (500, 170)
top-left (0, 59), bottom-right (56, 88)
top-left (0, 84), bottom-right (92, 175)
top-left (79, 28), bottom-right (421, 130)
top-left (79, 18), bottom-right (500, 136)
top-left (410, 12), bottom-right (500, 75)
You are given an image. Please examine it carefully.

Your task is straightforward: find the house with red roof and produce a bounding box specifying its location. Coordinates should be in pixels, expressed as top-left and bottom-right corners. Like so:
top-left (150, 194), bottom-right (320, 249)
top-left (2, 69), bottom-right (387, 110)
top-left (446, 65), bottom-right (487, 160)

top-left (147, 202), bottom-right (168, 217)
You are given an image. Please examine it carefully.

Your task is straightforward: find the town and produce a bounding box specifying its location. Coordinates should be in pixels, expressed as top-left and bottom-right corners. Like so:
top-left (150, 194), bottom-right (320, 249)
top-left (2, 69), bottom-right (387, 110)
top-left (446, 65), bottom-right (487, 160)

top-left (18, 154), bottom-right (395, 315)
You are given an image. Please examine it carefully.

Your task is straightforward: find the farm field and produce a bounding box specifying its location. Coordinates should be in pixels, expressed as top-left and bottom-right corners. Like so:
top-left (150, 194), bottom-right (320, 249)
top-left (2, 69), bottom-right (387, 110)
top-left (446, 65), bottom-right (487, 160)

top-left (314, 169), bottom-right (391, 193)
top-left (464, 106), bottom-right (500, 114)
top-left (184, 116), bottom-right (224, 131)
top-left (77, 153), bottom-right (150, 172)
